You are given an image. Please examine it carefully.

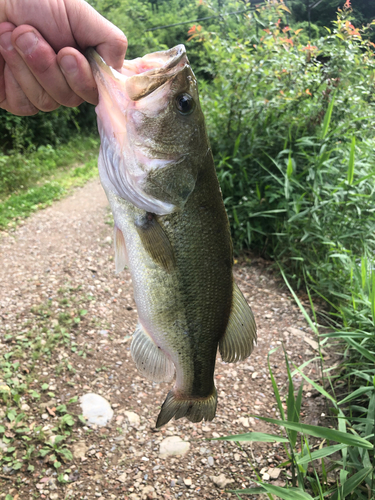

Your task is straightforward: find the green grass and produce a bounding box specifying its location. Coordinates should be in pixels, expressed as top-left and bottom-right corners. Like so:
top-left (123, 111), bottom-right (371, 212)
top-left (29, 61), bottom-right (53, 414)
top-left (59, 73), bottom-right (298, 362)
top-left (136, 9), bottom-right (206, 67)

top-left (0, 136), bottom-right (99, 230)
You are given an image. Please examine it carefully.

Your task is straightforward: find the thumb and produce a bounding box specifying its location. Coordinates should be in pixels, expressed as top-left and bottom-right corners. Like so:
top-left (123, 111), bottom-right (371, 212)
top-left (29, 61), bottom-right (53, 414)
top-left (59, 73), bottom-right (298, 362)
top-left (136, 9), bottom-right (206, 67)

top-left (66, 0), bottom-right (127, 70)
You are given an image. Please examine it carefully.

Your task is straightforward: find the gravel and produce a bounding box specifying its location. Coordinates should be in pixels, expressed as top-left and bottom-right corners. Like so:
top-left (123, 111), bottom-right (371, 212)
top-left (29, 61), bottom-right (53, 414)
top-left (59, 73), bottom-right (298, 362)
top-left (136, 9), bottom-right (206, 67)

top-left (0, 178), bottom-right (330, 499)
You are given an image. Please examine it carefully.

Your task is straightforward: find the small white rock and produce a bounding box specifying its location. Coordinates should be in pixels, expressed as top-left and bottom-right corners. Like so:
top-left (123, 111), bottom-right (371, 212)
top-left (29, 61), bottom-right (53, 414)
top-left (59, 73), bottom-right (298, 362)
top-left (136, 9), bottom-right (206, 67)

top-left (80, 393), bottom-right (113, 427)
top-left (210, 474), bottom-right (234, 489)
top-left (124, 411), bottom-right (140, 428)
top-left (238, 416), bottom-right (250, 428)
top-left (159, 436), bottom-right (190, 458)
top-left (72, 441), bottom-right (87, 460)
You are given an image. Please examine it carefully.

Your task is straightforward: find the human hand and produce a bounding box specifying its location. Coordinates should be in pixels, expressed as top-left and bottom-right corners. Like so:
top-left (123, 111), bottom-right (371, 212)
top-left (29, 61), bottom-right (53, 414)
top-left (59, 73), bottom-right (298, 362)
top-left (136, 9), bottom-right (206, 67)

top-left (0, 0), bottom-right (127, 115)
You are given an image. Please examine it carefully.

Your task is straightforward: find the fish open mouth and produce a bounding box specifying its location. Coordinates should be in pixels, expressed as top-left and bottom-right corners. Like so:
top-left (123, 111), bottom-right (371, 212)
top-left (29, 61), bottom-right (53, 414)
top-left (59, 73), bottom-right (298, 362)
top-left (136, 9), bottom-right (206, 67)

top-left (86, 44), bottom-right (189, 101)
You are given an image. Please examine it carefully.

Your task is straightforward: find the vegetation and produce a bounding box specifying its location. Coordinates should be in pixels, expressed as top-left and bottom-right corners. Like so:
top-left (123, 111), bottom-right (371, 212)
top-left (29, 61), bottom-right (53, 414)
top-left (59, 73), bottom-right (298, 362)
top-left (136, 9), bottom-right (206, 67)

top-left (0, 0), bottom-right (374, 497)
top-left (0, 136), bottom-right (99, 229)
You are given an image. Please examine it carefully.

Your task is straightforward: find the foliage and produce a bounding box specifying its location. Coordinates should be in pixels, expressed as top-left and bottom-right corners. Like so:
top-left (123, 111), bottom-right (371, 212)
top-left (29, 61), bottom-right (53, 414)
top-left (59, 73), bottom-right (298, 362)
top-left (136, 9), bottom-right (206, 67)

top-left (0, 102), bottom-right (96, 154)
top-left (198, 2), bottom-right (375, 286)
top-left (0, 136), bottom-right (99, 229)
top-left (214, 344), bottom-right (374, 499)
top-left (0, 135), bottom-right (99, 195)
top-left (196, 2), bottom-right (375, 497)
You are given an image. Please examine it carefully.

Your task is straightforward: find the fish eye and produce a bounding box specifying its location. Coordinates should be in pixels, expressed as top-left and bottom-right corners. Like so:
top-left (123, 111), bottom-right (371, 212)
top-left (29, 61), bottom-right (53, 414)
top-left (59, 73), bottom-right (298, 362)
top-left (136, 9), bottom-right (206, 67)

top-left (175, 93), bottom-right (195, 115)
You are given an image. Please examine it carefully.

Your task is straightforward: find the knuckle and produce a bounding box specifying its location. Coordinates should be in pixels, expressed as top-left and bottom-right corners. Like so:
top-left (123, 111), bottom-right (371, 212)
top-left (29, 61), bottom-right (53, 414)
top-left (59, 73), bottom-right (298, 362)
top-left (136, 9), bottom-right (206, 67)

top-left (36, 92), bottom-right (59, 112)
top-left (64, 94), bottom-right (83, 108)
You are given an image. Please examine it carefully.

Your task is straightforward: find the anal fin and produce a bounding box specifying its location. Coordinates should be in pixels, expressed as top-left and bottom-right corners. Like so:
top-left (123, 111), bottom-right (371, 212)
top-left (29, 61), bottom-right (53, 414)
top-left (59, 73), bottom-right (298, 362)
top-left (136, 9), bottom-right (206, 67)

top-left (219, 283), bottom-right (257, 363)
top-left (131, 323), bottom-right (175, 383)
top-left (135, 213), bottom-right (176, 272)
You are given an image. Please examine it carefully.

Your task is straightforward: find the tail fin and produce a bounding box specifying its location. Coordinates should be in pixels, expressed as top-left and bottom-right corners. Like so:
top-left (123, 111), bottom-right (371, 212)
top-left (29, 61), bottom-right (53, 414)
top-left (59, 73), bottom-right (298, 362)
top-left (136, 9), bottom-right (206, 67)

top-left (156, 387), bottom-right (217, 428)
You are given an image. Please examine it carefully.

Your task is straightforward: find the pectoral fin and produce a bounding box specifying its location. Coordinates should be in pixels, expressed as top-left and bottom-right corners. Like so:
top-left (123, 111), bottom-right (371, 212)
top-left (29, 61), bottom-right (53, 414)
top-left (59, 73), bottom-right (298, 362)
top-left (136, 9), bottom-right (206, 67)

top-left (219, 283), bottom-right (257, 363)
top-left (114, 225), bottom-right (128, 273)
top-left (131, 323), bottom-right (175, 383)
top-left (135, 213), bottom-right (176, 272)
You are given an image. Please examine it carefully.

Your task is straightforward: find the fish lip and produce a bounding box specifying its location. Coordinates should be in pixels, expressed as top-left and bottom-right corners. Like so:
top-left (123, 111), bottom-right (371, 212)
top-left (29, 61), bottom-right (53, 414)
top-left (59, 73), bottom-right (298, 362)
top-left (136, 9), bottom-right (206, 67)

top-left (86, 44), bottom-right (188, 82)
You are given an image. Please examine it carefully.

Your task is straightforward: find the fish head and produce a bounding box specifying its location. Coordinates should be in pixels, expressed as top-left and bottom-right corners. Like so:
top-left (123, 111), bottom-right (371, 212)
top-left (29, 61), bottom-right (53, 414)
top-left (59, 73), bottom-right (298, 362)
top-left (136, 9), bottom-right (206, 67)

top-left (87, 45), bottom-right (207, 214)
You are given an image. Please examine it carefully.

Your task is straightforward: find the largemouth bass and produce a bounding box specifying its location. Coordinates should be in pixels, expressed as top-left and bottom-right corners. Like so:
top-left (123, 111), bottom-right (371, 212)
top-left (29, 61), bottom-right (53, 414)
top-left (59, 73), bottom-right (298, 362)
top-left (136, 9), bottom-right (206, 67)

top-left (87, 45), bottom-right (256, 427)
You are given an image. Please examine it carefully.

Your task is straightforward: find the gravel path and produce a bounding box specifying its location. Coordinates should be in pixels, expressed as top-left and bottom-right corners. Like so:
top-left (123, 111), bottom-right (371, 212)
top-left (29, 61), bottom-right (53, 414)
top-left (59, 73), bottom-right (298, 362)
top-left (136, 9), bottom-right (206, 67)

top-left (0, 179), bottom-right (326, 500)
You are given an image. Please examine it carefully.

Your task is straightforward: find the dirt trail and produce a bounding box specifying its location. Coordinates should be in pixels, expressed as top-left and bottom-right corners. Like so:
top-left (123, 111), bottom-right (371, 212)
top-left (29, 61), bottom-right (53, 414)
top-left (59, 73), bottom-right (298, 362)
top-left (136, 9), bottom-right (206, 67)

top-left (0, 179), bottom-right (325, 500)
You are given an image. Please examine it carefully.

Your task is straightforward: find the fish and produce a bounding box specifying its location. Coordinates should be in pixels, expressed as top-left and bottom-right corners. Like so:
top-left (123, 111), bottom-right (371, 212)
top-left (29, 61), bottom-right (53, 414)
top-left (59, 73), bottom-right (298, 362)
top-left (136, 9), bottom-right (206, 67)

top-left (86, 44), bottom-right (257, 427)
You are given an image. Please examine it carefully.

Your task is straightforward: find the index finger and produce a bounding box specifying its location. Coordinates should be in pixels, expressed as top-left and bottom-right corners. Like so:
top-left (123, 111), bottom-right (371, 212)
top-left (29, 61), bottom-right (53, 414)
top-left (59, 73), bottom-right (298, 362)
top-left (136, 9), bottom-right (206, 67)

top-left (0, 53), bottom-right (5, 105)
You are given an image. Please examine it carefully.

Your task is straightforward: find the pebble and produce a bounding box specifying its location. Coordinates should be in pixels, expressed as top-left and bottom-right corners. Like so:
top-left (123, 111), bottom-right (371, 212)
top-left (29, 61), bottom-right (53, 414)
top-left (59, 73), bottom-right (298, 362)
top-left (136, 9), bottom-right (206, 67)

top-left (210, 474), bottom-right (234, 488)
top-left (159, 436), bottom-right (190, 458)
top-left (238, 416), bottom-right (250, 427)
top-left (80, 393), bottom-right (114, 427)
top-left (117, 473), bottom-right (127, 483)
top-left (124, 411), bottom-right (140, 428)
top-left (72, 441), bottom-right (88, 460)
top-left (207, 456), bottom-right (214, 466)
top-left (141, 485), bottom-right (156, 499)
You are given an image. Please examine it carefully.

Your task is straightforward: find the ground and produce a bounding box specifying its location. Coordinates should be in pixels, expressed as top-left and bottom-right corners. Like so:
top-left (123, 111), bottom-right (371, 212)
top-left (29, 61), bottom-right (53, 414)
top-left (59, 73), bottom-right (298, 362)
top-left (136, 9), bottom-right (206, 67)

top-left (0, 179), bottom-right (328, 500)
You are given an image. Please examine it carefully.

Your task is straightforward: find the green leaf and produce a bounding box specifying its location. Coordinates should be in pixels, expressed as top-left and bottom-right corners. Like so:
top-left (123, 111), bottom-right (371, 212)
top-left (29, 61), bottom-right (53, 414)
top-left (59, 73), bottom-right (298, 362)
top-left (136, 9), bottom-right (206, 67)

top-left (330, 467), bottom-right (373, 500)
top-left (296, 444), bottom-right (347, 465)
top-left (5, 495), bottom-right (13, 500)
top-left (60, 448), bottom-right (73, 460)
top-left (39, 448), bottom-right (51, 457)
top-left (54, 460), bottom-right (62, 469)
top-left (293, 366), bottom-right (336, 405)
top-left (41, 383), bottom-right (49, 390)
top-left (268, 349), bottom-right (285, 420)
top-left (212, 432), bottom-right (288, 443)
top-left (346, 337), bottom-right (375, 363)
top-left (286, 153), bottom-right (293, 179)
top-left (253, 417), bottom-right (374, 449)
top-left (338, 386), bottom-right (374, 405)
top-left (231, 483), bottom-right (314, 500)
top-left (52, 435), bottom-right (66, 445)
top-left (61, 414), bottom-right (74, 426)
top-left (347, 136), bottom-right (355, 184)
top-left (229, 487), bottom-right (265, 495)
top-left (321, 91), bottom-right (336, 139)
top-left (279, 268), bottom-right (318, 335)
top-left (56, 404), bottom-right (67, 414)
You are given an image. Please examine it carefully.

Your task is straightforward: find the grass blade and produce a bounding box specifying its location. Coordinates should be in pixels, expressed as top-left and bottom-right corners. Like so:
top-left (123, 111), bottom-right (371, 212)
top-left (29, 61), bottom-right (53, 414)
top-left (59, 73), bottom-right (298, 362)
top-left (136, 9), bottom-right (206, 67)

top-left (330, 467), bottom-right (373, 500)
top-left (211, 432), bottom-right (288, 443)
top-left (268, 350), bottom-right (285, 420)
top-left (347, 136), bottom-right (355, 184)
top-left (253, 417), bottom-right (374, 449)
top-left (296, 444), bottom-right (347, 465)
top-left (230, 483), bottom-right (314, 500)
top-left (321, 91), bottom-right (336, 139)
top-left (338, 386), bottom-right (374, 406)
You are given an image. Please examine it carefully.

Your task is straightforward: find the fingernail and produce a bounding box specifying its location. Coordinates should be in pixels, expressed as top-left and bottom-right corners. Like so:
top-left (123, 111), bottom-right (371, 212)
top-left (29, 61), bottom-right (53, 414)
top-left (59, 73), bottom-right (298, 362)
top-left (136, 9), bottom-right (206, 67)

top-left (0, 32), bottom-right (13, 51)
top-left (60, 55), bottom-right (78, 74)
top-left (15, 32), bottom-right (38, 56)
